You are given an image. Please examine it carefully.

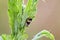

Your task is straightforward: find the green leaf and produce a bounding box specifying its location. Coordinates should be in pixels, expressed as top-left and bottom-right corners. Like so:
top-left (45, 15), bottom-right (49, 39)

top-left (24, 0), bottom-right (38, 18)
top-left (8, 0), bottom-right (23, 38)
top-left (32, 30), bottom-right (55, 40)
top-left (2, 34), bottom-right (12, 40)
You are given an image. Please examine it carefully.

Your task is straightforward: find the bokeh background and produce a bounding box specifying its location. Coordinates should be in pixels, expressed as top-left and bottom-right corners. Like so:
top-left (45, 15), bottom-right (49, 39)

top-left (0, 0), bottom-right (60, 40)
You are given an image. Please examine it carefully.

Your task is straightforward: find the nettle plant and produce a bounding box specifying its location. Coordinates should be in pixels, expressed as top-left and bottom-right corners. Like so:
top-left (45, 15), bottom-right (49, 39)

top-left (0, 0), bottom-right (55, 40)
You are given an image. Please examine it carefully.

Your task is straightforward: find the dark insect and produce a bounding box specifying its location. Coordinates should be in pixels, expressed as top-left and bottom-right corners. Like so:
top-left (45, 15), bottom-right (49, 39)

top-left (26, 18), bottom-right (32, 26)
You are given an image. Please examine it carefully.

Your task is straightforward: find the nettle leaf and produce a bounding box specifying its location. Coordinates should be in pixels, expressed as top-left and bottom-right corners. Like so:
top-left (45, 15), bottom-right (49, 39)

top-left (24, 0), bottom-right (38, 18)
top-left (8, 0), bottom-right (18, 27)
top-left (8, 0), bottom-right (23, 38)
top-left (32, 30), bottom-right (55, 40)
top-left (2, 34), bottom-right (12, 40)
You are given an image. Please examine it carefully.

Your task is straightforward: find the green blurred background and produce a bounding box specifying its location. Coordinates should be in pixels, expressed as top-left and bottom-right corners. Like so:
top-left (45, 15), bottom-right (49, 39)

top-left (0, 0), bottom-right (60, 40)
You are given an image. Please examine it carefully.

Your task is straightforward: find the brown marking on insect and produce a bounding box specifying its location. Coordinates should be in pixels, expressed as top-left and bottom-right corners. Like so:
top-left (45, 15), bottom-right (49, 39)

top-left (26, 18), bottom-right (32, 26)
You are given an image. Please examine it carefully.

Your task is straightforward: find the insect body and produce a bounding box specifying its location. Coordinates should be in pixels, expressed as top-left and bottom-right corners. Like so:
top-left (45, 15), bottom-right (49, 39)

top-left (26, 18), bottom-right (32, 26)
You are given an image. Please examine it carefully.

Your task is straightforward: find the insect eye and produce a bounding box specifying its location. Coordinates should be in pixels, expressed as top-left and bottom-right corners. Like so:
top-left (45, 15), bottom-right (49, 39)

top-left (28, 18), bottom-right (32, 21)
